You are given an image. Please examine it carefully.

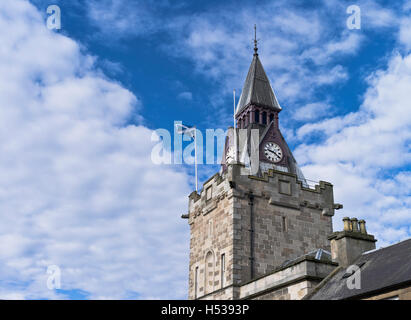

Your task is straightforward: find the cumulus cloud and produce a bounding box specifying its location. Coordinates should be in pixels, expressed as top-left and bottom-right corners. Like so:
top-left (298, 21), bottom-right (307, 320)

top-left (295, 52), bottom-right (411, 246)
top-left (17, 0), bottom-right (410, 298)
top-left (399, 17), bottom-right (411, 51)
top-left (301, 33), bottom-right (363, 65)
top-left (293, 102), bottom-right (332, 121)
top-left (82, 0), bottom-right (411, 249)
top-left (0, 0), bottom-right (191, 299)
top-left (165, 4), bottom-right (356, 102)
top-left (360, 0), bottom-right (398, 29)
top-left (86, 0), bottom-right (363, 111)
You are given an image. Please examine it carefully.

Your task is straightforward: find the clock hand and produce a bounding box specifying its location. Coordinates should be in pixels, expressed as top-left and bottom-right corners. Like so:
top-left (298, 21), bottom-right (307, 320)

top-left (267, 149), bottom-right (280, 157)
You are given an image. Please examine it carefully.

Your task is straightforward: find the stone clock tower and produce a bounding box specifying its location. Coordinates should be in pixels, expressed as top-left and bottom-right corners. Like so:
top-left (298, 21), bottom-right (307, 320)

top-left (183, 39), bottom-right (340, 300)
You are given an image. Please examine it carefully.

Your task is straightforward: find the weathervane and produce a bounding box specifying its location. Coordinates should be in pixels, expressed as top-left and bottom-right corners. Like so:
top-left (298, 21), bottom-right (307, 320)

top-left (254, 24), bottom-right (259, 56)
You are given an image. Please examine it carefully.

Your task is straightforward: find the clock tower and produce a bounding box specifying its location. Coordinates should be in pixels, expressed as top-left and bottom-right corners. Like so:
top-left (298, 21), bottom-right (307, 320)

top-left (184, 35), bottom-right (339, 300)
top-left (222, 37), bottom-right (307, 182)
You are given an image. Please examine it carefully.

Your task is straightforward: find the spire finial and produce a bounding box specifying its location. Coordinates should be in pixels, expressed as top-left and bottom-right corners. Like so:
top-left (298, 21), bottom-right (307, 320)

top-left (253, 24), bottom-right (258, 56)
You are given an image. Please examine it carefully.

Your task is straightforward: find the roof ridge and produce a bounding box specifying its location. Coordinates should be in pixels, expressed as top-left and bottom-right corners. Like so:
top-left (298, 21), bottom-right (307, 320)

top-left (362, 237), bottom-right (411, 256)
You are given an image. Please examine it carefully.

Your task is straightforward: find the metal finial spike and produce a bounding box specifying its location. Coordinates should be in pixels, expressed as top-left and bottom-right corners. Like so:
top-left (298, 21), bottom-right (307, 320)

top-left (253, 24), bottom-right (258, 56)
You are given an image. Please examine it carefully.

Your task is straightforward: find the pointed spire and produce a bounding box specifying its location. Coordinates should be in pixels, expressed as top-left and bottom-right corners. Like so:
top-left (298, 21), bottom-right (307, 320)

top-left (235, 28), bottom-right (281, 115)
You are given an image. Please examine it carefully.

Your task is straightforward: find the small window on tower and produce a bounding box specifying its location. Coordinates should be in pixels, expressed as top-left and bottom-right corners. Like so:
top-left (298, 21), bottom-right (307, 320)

top-left (194, 266), bottom-right (199, 299)
top-left (269, 113), bottom-right (274, 123)
top-left (262, 111), bottom-right (267, 125)
top-left (282, 216), bottom-right (287, 232)
top-left (255, 110), bottom-right (260, 123)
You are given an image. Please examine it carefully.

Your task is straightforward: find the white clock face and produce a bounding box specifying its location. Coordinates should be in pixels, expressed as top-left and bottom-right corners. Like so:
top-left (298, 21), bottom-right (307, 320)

top-left (264, 142), bottom-right (283, 163)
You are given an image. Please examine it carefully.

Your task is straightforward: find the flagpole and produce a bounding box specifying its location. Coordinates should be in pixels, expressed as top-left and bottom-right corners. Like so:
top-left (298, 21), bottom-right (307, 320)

top-left (194, 127), bottom-right (198, 192)
top-left (233, 89), bottom-right (237, 162)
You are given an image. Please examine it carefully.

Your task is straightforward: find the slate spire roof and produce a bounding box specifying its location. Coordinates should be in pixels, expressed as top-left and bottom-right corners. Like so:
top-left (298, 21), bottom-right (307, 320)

top-left (235, 45), bottom-right (281, 115)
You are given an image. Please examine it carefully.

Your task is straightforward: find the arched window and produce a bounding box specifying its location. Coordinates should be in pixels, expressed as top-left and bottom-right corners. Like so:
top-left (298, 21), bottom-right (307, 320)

top-left (262, 111), bottom-right (267, 125)
top-left (255, 110), bottom-right (260, 123)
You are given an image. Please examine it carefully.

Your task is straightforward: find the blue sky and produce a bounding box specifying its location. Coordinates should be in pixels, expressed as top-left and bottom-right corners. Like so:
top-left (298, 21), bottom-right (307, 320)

top-left (0, 0), bottom-right (410, 299)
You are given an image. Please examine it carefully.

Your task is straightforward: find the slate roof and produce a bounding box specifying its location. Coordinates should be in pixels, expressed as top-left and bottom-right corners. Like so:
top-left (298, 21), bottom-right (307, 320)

top-left (236, 54), bottom-right (281, 115)
top-left (307, 238), bottom-right (411, 300)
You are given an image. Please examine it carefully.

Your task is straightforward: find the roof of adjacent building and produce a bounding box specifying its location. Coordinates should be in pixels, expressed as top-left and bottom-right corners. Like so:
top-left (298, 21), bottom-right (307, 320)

top-left (307, 238), bottom-right (411, 300)
top-left (235, 53), bottom-right (281, 115)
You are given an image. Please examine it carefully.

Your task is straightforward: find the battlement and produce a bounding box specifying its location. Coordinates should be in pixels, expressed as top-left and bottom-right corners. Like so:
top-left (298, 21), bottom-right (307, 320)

top-left (188, 164), bottom-right (336, 219)
top-left (186, 163), bottom-right (338, 299)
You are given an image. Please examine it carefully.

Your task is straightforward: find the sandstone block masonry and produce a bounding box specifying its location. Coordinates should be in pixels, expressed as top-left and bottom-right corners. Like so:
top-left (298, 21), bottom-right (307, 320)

top-left (186, 163), bottom-right (336, 300)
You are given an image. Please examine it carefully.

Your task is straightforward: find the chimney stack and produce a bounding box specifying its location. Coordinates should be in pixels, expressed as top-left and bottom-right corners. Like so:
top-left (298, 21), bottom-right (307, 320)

top-left (329, 217), bottom-right (377, 267)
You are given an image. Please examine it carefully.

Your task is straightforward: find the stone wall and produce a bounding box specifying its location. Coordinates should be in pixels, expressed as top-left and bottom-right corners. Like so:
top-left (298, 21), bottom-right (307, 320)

top-left (187, 173), bottom-right (235, 300)
top-left (187, 163), bottom-right (335, 300)
top-left (251, 281), bottom-right (319, 300)
top-left (230, 164), bottom-right (334, 284)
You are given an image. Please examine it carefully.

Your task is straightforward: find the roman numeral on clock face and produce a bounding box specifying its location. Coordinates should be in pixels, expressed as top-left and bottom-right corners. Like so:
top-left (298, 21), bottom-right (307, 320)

top-left (264, 142), bottom-right (283, 163)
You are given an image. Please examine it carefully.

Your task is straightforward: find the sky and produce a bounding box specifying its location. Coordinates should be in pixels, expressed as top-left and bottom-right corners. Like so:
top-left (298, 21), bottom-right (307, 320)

top-left (0, 0), bottom-right (409, 299)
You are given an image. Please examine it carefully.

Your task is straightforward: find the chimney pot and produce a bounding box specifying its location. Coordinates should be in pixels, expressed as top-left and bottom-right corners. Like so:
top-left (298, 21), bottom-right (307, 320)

top-left (342, 217), bottom-right (351, 231)
top-left (351, 218), bottom-right (359, 232)
top-left (359, 220), bottom-right (367, 234)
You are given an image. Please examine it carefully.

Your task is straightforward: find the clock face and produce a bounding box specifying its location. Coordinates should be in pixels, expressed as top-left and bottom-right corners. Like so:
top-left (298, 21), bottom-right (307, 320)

top-left (264, 142), bottom-right (283, 163)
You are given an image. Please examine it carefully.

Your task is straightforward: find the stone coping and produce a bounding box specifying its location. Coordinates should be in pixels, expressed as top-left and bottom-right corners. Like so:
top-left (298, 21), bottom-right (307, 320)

top-left (239, 256), bottom-right (338, 287)
top-left (238, 257), bottom-right (337, 299)
top-left (328, 231), bottom-right (377, 242)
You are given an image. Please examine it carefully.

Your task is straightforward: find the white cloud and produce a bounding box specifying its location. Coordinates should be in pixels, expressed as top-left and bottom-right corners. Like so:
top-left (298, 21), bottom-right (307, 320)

top-left (293, 102), bottom-right (332, 121)
top-left (81, 0), bottom-right (411, 249)
top-left (399, 18), bottom-right (411, 51)
top-left (0, 0), bottom-right (191, 299)
top-left (87, 0), bottom-right (161, 38)
top-left (154, 0), bottom-right (365, 129)
top-left (83, 0), bottom-right (373, 132)
top-left (301, 33), bottom-right (363, 65)
top-left (315, 65), bottom-right (349, 85)
top-left (177, 91), bottom-right (193, 101)
top-left (295, 52), bottom-right (411, 246)
top-left (296, 112), bottom-right (363, 139)
top-left (361, 0), bottom-right (398, 29)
